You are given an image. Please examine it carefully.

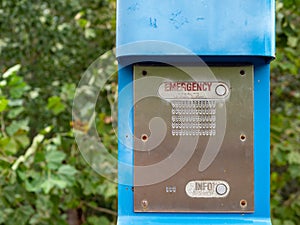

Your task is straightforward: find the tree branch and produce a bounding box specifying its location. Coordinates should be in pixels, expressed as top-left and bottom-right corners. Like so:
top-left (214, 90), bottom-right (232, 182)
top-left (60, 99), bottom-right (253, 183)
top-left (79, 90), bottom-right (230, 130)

top-left (83, 202), bottom-right (117, 216)
top-left (0, 112), bottom-right (7, 137)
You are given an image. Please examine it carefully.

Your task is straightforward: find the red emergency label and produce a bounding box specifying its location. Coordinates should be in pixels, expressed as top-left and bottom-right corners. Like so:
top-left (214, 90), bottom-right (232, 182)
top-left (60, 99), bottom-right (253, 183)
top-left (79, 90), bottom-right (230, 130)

top-left (164, 82), bottom-right (213, 92)
top-left (158, 81), bottom-right (230, 100)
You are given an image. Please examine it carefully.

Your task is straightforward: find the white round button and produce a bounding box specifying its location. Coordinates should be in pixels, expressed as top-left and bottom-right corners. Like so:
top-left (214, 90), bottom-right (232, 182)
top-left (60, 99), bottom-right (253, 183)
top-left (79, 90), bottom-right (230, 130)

top-left (215, 85), bottom-right (227, 96)
top-left (216, 184), bottom-right (227, 195)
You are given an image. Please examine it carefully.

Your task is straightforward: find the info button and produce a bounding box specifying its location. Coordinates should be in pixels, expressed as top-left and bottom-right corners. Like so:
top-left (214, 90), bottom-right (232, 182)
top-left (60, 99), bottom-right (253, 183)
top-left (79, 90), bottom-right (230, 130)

top-left (216, 184), bottom-right (228, 196)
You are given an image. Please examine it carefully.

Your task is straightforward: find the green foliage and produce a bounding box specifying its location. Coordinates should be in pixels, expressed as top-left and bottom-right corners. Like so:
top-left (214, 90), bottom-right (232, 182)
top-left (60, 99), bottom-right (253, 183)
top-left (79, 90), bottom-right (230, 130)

top-left (0, 0), bottom-right (117, 224)
top-left (270, 0), bottom-right (300, 224)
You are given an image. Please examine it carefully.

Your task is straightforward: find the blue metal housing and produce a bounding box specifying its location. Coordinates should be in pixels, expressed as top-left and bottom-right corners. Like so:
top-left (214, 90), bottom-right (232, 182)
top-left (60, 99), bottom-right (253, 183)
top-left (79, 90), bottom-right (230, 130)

top-left (117, 0), bottom-right (275, 58)
top-left (117, 0), bottom-right (275, 224)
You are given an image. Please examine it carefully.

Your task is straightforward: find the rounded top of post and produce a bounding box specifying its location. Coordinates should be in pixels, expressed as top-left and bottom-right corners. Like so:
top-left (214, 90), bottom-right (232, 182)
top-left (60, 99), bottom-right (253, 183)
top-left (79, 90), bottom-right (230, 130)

top-left (116, 0), bottom-right (275, 59)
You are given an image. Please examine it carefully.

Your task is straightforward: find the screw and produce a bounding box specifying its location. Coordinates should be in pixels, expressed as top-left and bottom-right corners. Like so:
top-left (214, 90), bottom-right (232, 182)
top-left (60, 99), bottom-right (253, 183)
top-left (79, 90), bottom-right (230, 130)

top-left (240, 134), bottom-right (246, 142)
top-left (141, 134), bottom-right (148, 142)
top-left (141, 199), bottom-right (149, 209)
top-left (240, 199), bottom-right (247, 208)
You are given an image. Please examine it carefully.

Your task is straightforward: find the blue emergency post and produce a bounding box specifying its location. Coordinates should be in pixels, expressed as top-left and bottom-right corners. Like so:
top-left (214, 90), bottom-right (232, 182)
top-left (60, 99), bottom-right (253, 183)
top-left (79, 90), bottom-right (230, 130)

top-left (117, 1), bottom-right (275, 224)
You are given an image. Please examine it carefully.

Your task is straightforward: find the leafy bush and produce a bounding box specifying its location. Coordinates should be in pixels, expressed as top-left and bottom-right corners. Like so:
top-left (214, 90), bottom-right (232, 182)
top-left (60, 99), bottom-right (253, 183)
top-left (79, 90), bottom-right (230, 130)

top-left (0, 0), bottom-right (117, 224)
top-left (271, 0), bottom-right (300, 224)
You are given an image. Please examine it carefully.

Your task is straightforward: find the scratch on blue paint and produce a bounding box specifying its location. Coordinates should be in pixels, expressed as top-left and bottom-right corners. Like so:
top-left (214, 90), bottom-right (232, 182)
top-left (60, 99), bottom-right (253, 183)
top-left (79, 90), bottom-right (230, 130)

top-left (169, 10), bottom-right (189, 29)
top-left (197, 17), bottom-right (205, 21)
top-left (127, 3), bottom-right (139, 11)
top-left (150, 17), bottom-right (158, 28)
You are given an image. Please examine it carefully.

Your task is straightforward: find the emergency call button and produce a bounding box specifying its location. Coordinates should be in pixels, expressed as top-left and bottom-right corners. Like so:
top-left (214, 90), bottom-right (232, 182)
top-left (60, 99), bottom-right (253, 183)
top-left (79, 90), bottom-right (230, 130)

top-left (215, 84), bottom-right (227, 96)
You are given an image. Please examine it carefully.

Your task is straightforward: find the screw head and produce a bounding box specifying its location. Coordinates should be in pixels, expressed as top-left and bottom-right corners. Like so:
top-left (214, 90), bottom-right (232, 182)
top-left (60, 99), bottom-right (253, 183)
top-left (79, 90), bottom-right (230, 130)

top-left (240, 199), bottom-right (247, 208)
top-left (141, 199), bottom-right (148, 209)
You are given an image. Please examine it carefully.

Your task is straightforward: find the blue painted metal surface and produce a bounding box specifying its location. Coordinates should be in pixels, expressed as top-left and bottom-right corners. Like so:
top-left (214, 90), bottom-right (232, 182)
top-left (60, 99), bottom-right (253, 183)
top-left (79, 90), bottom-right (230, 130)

top-left (117, 0), bottom-right (274, 224)
top-left (117, 0), bottom-right (275, 58)
top-left (117, 58), bottom-right (272, 225)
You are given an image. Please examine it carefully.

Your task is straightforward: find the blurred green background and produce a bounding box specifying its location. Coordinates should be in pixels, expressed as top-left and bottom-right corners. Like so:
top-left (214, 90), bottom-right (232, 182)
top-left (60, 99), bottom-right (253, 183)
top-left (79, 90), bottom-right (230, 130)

top-left (0, 0), bottom-right (299, 224)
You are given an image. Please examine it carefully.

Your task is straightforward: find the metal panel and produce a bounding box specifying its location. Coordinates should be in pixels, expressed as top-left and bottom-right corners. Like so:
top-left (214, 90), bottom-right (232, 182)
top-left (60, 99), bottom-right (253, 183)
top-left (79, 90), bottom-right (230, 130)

top-left (133, 65), bottom-right (254, 213)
